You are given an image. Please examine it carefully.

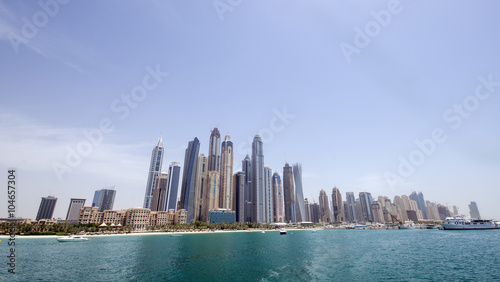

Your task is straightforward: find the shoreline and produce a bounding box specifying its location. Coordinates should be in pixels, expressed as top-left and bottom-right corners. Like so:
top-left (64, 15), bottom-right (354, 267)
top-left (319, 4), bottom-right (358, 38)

top-left (0, 228), bottom-right (320, 239)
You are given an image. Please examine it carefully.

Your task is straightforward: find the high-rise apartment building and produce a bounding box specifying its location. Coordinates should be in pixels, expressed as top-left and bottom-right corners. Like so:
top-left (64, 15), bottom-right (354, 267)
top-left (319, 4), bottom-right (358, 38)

top-left (220, 135), bottom-right (234, 210)
top-left (233, 171), bottom-right (246, 222)
top-left (206, 171), bottom-right (220, 215)
top-left (195, 154), bottom-right (208, 222)
top-left (36, 196), bottom-right (58, 221)
top-left (143, 137), bottom-right (164, 209)
top-left (151, 172), bottom-right (169, 212)
top-left (409, 191), bottom-right (428, 219)
top-left (359, 192), bottom-right (373, 223)
top-left (345, 192), bottom-right (358, 223)
top-left (264, 165), bottom-right (273, 223)
top-left (166, 162), bottom-right (181, 211)
top-left (208, 128), bottom-right (221, 173)
top-left (331, 187), bottom-right (344, 223)
top-left (180, 137), bottom-right (200, 223)
top-left (469, 201), bottom-right (481, 219)
top-left (292, 163), bottom-right (306, 222)
top-left (242, 155), bottom-right (252, 222)
top-left (272, 172), bottom-right (283, 223)
top-left (318, 190), bottom-right (331, 223)
top-left (283, 163), bottom-right (295, 223)
top-left (65, 198), bottom-right (86, 224)
top-left (251, 135), bottom-right (265, 223)
top-left (93, 187), bottom-right (116, 212)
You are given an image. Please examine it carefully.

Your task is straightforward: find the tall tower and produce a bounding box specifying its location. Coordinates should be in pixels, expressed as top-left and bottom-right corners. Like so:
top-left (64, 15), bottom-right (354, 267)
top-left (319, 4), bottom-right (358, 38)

top-left (206, 171), bottom-right (220, 215)
top-left (292, 163), bottom-right (305, 222)
top-left (65, 198), bottom-right (86, 224)
top-left (272, 172), bottom-right (283, 223)
top-left (359, 192), bottom-right (374, 223)
top-left (319, 190), bottom-right (331, 223)
top-left (208, 128), bottom-right (221, 172)
top-left (251, 135), bottom-right (265, 223)
top-left (331, 187), bottom-right (344, 223)
top-left (151, 171), bottom-right (169, 211)
top-left (166, 162), bottom-right (181, 211)
top-left (410, 191), bottom-right (429, 220)
top-left (36, 196), bottom-right (58, 221)
top-left (94, 187), bottom-right (116, 212)
top-left (242, 155), bottom-right (252, 222)
top-left (180, 137), bottom-right (200, 223)
top-left (195, 154), bottom-right (209, 222)
top-left (469, 201), bottom-right (481, 219)
top-left (264, 165), bottom-right (274, 223)
top-left (220, 135), bottom-right (234, 210)
top-left (283, 163), bottom-right (295, 223)
top-left (143, 137), bottom-right (164, 209)
top-left (345, 192), bottom-right (358, 223)
top-left (233, 171), bottom-right (246, 222)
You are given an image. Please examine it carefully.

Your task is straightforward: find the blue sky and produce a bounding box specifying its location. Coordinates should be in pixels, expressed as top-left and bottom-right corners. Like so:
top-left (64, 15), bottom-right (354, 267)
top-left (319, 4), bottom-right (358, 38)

top-left (1, 0), bottom-right (499, 219)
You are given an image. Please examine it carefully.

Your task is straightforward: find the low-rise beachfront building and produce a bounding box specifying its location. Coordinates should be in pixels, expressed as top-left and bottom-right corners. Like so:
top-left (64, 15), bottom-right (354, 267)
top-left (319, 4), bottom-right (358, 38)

top-left (77, 206), bottom-right (187, 228)
top-left (209, 209), bottom-right (235, 223)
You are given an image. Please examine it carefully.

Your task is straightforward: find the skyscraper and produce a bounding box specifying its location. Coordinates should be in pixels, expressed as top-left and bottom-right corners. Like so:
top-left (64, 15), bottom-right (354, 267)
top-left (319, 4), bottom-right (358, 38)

top-left (292, 163), bottom-right (306, 222)
top-left (233, 171), bottom-right (246, 222)
top-left (469, 201), bottom-right (481, 219)
top-left (151, 171), bottom-right (169, 212)
top-left (166, 162), bottom-right (181, 211)
top-left (242, 155), bottom-right (252, 222)
top-left (331, 187), bottom-right (344, 223)
top-left (272, 172), bottom-right (283, 223)
top-left (94, 187), bottom-right (116, 212)
top-left (359, 192), bottom-right (374, 222)
top-left (143, 137), bottom-right (164, 209)
top-left (65, 198), bottom-right (86, 224)
top-left (195, 154), bottom-right (208, 222)
top-left (345, 192), bottom-right (358, 223)
top-left (409, 191), bottom-right (428, 219)
top-left (283, 163), bottom-right (295, 223)
top-left (180, 137), bottom-right (200, 223)
top-left (206, 171), bottom-right (220, 216)
top-left (251, 135), bottom-right (265, 223)
top-left (318, 190), bottom-right (331, 223)
top-left (220, 135), bottom-right (234, 210)
top-left (36, 196), bottom-right (57, 221)
top-left (264, 165), bottom-right (274, 223)
top-left (208, 128), bottom-right (221, 172)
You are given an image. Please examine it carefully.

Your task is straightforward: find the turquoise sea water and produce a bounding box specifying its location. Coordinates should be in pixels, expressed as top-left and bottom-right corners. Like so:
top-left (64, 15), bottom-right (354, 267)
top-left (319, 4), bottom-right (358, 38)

top-left (2, 229), bottom-right (500, 281)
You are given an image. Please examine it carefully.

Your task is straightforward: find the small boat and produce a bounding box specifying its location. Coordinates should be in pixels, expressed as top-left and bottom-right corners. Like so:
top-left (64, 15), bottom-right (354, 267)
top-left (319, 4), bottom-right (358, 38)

top-left (426, 224), bottom-right (438, 229)
top-left (279, 228), bottom-right (287, 235)
top-left (261, 231), bottom-right (265, 234)
top-left (170, 233), bottom-right (183, 237)
top-left (56, 235), bottom-right (89, 242)
top-left (311, 229), bottom-right (318, 233)
top-left (398, 221), bottom-right (415, 229)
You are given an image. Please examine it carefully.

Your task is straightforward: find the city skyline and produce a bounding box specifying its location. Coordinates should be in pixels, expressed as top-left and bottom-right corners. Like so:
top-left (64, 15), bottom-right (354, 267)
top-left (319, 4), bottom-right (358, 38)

top-left (1, 1), bottom-right (499, 220)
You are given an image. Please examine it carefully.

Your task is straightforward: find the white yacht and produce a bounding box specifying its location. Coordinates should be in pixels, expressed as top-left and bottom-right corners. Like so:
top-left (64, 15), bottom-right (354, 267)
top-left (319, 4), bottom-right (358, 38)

top-left (441, 216), bottom-right (500, 230)
top-left (56, 235), bottom-right (89, 242)
top-left (279, 228), bottom-right (287, 235)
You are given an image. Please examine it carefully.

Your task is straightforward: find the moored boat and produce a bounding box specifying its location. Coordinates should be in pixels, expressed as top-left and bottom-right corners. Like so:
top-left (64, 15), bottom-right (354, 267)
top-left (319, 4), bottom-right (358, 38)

top-left (279, 228), bottom-right (287, 235)
top-left (398, 221), bottom-right (415, 229)
top-left (441, 216), bottom-right (500, 230)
